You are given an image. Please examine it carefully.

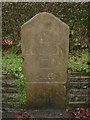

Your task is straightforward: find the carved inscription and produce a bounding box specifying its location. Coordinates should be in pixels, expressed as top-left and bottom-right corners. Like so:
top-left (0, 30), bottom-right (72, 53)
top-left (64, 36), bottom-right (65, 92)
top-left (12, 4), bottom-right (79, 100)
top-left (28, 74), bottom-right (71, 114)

top-left (32, 31), bottom-right (57, 55)
top-left (21, 12), bottom-right (69, 83)
top-left (21, 12), bottom-right (69, 108)
top-left (31, 31), bottom-right (59, 80)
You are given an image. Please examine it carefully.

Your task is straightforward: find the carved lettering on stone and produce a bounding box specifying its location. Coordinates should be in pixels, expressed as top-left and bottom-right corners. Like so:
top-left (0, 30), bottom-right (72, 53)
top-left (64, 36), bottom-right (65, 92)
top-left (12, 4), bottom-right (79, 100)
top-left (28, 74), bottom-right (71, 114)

top-left (21, 12), bottom-right (69, 108)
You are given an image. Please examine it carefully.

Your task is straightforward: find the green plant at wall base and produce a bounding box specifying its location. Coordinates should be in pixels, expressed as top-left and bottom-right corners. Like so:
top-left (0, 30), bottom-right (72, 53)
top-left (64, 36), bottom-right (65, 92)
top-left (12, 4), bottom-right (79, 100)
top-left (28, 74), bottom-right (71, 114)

top-left (2, 52), bottom-right (26, 105)
top-left (2, 52), bottom-right (23, 74)
top-left (15, 74), bottom-right (26, 105)
top-left (68, 49), bottom-right (90, 72)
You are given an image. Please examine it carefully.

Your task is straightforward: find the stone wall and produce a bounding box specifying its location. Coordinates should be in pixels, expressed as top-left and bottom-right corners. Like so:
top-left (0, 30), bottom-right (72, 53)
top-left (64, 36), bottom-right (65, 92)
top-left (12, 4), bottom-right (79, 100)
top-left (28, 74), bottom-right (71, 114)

top-left (2, 73), bottom-right (90, 111)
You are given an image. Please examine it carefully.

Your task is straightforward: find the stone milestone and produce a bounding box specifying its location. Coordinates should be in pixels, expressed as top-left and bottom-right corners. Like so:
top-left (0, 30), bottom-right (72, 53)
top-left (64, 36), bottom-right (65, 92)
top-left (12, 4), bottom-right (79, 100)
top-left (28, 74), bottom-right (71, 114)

top-left (21, 12), bottom-right (69, 108)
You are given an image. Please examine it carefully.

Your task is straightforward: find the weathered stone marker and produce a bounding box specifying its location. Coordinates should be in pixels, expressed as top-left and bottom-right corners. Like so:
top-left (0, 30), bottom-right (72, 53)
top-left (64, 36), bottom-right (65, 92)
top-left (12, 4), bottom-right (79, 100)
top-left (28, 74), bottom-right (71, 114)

top-left (21, 12), bottom-right (69, 108)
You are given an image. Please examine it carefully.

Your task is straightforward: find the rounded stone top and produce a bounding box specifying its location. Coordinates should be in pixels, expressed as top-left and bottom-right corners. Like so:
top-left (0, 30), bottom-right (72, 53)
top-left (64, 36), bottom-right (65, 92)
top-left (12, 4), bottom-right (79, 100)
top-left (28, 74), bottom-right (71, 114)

top-left (21, 12), bottom-right (69, 30)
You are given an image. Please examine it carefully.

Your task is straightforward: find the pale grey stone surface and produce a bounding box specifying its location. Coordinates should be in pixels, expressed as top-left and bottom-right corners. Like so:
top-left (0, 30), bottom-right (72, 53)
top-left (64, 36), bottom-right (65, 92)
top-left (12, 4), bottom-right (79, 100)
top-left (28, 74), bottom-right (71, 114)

top-left (21, 12), bottom-right (69, 108)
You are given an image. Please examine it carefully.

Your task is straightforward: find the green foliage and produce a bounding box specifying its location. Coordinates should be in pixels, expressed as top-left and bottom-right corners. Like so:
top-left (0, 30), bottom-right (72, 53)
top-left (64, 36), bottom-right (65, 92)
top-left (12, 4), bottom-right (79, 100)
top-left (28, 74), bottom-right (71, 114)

top-left (2, 51), bottom-right (26, 104)
top-left (68, 49), bottom-right (90, 72)
top-left (15, 77), bottom-right (26, 105)
top-left (2, 2), bottom-right (89, 51)
top-left (3, 52), bottom-right (22, 74)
